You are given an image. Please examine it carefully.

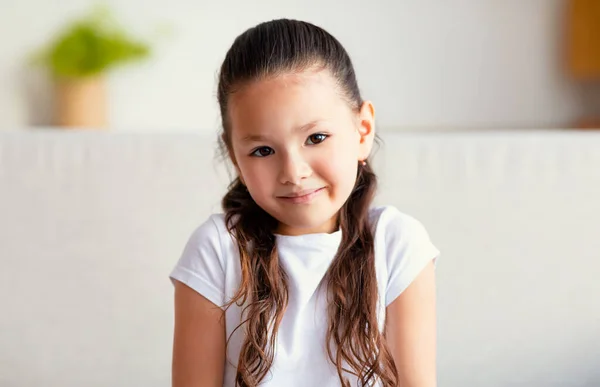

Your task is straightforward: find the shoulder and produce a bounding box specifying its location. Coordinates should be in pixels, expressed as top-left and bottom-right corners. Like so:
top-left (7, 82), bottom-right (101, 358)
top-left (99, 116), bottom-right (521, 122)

top-left (369, 205), bottom-right (440, 305)
top-left (170, 213), bottom-right (237, 308)
top-left (176, 213), bottom-right (240, 278)
top-left (187, 213), bottom-right (229, 248)
top-left (369, 205), bottom-right (431, 243)
top-left (184, 213), bottom-right (238, 265)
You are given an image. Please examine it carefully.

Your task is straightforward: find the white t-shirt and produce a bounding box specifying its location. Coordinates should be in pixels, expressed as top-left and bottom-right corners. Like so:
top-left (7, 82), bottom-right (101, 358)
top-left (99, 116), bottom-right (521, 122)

top-left (169, 205), bottom-right (440, 387)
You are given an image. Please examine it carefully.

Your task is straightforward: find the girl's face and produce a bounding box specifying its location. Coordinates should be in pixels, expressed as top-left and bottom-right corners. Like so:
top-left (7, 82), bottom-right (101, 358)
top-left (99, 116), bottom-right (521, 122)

top-left (228, 69), bottom-right (375, 236)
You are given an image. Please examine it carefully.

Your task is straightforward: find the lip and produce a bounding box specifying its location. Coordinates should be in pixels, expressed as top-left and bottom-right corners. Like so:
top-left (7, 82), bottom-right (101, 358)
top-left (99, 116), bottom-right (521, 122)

top-left (277, 187), bottom-right (325, 204)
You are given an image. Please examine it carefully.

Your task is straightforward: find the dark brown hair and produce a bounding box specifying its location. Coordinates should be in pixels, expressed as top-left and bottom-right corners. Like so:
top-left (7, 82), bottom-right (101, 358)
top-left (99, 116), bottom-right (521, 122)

top-left (217, 19), bottom-right (397, 386)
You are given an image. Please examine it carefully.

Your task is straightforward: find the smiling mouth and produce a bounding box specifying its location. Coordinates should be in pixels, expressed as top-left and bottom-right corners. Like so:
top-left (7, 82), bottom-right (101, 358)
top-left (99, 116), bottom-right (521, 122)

top-left (277, 187), bottom-right (325, 204)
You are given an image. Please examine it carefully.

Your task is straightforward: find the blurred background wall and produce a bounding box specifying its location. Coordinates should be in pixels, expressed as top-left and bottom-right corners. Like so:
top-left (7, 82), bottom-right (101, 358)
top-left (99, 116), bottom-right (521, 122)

top-left (1, 0), bottom-right (597, 132)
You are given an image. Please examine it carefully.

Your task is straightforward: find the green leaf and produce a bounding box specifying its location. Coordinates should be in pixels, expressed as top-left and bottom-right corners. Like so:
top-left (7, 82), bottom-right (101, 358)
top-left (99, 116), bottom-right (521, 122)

top-left (31, 5), bottom-right (153, 78)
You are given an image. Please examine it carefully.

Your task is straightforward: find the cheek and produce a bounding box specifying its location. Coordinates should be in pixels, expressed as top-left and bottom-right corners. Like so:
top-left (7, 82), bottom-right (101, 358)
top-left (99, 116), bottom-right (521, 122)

top-left (239, 162), bottom-right (274, 194)
top-left (316, 144), bottom-right (358, 194)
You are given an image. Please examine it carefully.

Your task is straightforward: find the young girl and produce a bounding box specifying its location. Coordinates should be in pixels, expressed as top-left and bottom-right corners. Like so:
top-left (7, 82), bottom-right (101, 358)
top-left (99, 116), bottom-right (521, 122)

top-left (170, 19), bottom-right (440, 387)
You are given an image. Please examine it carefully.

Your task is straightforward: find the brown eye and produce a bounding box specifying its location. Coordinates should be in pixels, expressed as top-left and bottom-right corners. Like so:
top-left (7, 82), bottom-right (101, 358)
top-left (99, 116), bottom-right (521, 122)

top-left (306, 133), bottom-right (328, 145)
top-left (251, 147), bottom-right (274, 157)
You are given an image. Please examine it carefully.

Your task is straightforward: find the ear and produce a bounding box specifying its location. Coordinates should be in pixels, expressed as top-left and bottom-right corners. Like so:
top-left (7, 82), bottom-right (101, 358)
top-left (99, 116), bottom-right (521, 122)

top-left (357, 101), bottom-right (375, 162)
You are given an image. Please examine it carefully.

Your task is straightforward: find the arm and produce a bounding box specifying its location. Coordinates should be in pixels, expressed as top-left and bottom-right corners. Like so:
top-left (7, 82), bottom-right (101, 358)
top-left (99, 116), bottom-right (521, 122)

top-left (172, 281), bottom-right (226, 387)
top-left (385, 260), bottom-right (437, 387)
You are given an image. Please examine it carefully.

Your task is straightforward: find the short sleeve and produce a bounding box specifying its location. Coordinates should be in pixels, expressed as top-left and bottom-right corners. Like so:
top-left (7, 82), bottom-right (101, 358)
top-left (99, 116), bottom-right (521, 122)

top-left (380, 208), bottom-right (440, 306)
top-left (169, 215), bottom-right (227, 308)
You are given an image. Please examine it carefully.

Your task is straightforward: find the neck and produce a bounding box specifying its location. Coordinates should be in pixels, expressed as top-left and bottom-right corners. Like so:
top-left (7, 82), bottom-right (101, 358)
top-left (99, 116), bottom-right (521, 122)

top-left (276, 215), bottom-right (338, 236)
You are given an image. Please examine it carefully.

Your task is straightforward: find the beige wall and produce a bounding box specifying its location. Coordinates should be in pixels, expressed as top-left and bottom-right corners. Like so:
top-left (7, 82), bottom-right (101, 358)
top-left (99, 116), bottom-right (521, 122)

top-left (0, 0), bottom-right (586, 131)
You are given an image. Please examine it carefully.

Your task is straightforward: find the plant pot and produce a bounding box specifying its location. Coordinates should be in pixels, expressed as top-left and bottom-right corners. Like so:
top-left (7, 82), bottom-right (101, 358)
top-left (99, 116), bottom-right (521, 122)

top-left (55, 76), bottom-right (107, 128)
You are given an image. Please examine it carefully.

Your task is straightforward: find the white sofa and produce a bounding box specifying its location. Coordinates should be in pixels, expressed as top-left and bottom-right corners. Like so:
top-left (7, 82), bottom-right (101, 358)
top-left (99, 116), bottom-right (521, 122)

top-left (1, 130), bottom-right (599, 387)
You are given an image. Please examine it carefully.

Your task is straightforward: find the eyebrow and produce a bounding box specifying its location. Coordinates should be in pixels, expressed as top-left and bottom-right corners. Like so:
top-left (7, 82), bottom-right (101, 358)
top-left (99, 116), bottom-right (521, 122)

top-left (241, 134), bottom-right (268, 142)
top-left (241, 120), bottom-right (322, 143)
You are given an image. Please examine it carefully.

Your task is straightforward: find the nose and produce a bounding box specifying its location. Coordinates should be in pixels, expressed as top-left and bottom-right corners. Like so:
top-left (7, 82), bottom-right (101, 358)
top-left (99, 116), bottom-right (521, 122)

top-left (278, 151), bottom-right (312, 185)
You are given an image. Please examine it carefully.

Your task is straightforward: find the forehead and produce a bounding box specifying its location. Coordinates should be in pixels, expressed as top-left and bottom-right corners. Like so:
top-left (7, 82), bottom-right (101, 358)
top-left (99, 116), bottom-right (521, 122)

top-left (227, 69), bottom-right (354, 138)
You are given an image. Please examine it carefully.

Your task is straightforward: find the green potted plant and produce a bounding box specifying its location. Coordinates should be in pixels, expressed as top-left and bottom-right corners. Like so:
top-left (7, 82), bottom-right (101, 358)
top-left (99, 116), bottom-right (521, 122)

top-left (32, 6), bottom-right (152, 128)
